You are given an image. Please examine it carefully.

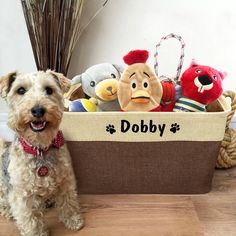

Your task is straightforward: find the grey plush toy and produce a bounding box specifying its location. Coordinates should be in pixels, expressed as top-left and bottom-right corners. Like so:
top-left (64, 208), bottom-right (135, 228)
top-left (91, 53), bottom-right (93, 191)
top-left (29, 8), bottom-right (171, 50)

top-left (71, 63), bottom-right (123, 111)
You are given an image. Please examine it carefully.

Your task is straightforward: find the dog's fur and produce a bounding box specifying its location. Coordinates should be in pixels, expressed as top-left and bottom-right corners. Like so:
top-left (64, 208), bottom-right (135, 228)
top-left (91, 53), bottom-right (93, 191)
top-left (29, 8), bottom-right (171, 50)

top-left (0, 71), bottom-right (83, 236)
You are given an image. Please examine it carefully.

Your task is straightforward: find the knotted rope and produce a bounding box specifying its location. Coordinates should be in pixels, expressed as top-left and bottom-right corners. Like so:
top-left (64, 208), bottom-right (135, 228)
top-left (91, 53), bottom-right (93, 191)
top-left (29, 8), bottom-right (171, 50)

top-left (216, 90), bottom-right (236, 168)
top-left (154, 33), bottom-right (185, 84)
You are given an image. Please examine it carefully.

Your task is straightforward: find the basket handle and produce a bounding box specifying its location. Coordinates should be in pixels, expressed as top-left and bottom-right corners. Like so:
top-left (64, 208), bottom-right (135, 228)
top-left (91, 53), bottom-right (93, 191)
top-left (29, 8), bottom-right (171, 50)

top-left (154, 33), bottom-right (185, 84)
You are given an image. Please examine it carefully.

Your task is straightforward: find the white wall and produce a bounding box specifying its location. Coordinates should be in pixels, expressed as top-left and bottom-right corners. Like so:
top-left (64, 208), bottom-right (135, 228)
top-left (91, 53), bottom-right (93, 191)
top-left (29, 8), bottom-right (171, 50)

top-left (0, 0), bottom-right (236, 139)
top-left (69, 0), bottom-right (236, 91)
top-left (1, 0), bottom-right (236, 85)
top-left (1, 0), bottom-right (236, 115)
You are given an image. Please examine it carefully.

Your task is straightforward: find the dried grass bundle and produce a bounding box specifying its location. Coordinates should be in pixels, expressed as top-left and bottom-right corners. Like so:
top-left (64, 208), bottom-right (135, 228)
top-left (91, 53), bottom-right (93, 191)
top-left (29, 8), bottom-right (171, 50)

top-left (21, 0), bottom-right (85, 75)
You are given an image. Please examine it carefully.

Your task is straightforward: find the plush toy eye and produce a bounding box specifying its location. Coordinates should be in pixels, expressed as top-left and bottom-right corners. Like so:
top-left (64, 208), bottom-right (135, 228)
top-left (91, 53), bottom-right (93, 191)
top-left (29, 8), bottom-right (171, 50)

top-left (111, 73), bottom-right (116, 78)
top-left (90, 81), bottom-right (96, 87)
top-left (131, 79), bottom-right (137, 90)
top-left (195, 69), bottom-right (201, 74)
top-left (17, 87), bottom-right (26, 95)
top-left (45, 86), bottom-right (53, 95)
top-left (142, 78), bottom-right (149, 89)
top-left (212, 75), bottom-right (217, 81)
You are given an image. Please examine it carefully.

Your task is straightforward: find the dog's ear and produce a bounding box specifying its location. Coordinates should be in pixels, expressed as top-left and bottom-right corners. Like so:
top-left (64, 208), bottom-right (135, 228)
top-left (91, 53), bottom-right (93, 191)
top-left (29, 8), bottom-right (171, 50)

top-left (0, 72), bottom-right (17, 98)
top-left (47, 70), bottom-right (71, 93)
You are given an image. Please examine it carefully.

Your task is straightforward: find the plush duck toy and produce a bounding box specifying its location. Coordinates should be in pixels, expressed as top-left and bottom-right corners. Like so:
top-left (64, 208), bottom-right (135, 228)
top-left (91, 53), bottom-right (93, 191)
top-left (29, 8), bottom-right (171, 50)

top-left (117, 50), bottom-right (164, 112)
top-left (173, 60), bottom-right (226, 112)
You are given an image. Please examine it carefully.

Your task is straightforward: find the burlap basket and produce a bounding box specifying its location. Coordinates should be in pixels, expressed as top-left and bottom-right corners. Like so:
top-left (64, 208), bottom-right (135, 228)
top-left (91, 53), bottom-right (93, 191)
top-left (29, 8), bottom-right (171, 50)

top-left (60, 95), bottom-right (231, 194)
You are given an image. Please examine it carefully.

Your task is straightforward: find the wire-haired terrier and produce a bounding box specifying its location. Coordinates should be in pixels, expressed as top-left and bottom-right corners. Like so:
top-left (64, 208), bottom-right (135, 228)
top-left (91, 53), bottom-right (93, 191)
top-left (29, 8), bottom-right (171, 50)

top-left (0, 71), bottom-right (84, 236)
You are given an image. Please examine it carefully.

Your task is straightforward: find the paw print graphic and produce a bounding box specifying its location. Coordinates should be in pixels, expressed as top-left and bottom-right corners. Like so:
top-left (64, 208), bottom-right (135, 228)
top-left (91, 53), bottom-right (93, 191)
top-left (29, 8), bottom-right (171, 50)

top-left (170, 123), bottom-right (180, 133)
top-left (106, 124), bottom-right (116, 134)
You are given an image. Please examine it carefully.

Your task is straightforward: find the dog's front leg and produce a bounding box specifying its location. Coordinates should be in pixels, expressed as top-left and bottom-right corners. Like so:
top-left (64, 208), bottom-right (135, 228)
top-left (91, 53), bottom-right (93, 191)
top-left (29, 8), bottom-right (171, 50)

top-left (8, 191), bottom-right (48, 236)
top-left (55, 177), bottom-right (84, 231)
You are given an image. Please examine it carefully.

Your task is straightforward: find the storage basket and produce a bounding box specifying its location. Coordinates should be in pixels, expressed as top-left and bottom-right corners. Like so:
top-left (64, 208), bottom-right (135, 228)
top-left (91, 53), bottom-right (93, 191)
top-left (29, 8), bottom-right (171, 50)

top-left (60, 95), bottom-right (231, 194)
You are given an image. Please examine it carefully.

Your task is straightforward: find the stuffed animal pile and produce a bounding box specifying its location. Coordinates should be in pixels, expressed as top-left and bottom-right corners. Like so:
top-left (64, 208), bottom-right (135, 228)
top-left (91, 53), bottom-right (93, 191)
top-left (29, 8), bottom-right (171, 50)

top-left (66, 52), bottom-right (226, 113)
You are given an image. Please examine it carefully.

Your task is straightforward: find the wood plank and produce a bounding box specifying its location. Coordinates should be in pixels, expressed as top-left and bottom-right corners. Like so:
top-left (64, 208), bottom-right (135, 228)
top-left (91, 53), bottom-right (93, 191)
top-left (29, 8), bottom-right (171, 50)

top-left (192, 167), bottom-right (236, 236)
top-left (1, 167), bottom-right (236, 236)
top-left (0, 195), bottom-right (203, 236)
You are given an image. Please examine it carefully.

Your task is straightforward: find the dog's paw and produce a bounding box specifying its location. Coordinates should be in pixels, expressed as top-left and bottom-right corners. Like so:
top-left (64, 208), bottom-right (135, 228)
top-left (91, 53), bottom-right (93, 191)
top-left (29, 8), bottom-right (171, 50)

top-left (39, 230), bottom-right (50, 236)
top-left (21, 228), bottom-right (49, 236)
top-left (63, 214), bottom-right (84, 231)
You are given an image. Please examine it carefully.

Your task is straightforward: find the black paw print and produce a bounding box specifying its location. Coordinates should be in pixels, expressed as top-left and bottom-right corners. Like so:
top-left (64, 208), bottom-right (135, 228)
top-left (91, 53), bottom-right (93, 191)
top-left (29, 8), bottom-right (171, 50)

top-left (106, 124), bottom-right (116, 134)
top-left (170, 123), bottom-right (180, 133)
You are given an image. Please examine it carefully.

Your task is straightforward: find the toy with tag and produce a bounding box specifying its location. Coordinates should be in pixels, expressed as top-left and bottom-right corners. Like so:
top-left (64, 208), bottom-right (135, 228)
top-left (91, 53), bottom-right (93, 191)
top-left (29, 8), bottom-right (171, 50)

top-left (117, 50), bottom-right (164, 112)
top-left (71, 63), bottom-right (123, 111)
top-left (173, 59), bottom-right (227, 112)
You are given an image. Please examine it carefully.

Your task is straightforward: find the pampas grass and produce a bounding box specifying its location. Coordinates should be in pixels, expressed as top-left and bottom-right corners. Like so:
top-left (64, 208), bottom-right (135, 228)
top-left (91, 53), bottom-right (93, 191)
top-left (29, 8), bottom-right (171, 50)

top-left (21, 0), bottom-right (85, 75)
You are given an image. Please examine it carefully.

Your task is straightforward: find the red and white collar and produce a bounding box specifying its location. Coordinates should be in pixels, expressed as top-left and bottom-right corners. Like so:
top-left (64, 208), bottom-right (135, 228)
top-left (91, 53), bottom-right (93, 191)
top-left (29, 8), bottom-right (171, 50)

top-left (19, 131), bottom-right (64, 157)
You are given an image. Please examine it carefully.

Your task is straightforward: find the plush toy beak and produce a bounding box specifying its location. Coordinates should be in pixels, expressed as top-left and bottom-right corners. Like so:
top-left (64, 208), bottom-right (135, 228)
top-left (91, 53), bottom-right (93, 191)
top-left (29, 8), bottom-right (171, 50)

top-left (131, 90), bottom-right (150, 103)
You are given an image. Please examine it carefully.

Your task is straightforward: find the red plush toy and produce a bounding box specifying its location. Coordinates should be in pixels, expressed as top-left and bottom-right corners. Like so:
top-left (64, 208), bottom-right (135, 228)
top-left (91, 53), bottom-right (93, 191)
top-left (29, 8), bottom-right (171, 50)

top-left (173, 59), bottom-right (226, 112)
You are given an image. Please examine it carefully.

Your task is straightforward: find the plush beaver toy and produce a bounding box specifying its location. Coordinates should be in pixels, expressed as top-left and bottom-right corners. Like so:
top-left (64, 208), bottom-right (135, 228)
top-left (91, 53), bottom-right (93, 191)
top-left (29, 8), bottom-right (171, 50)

top-left (117, 50), bottom-right (165, 112)
top-left (173, 60), bottom-right (226, 112)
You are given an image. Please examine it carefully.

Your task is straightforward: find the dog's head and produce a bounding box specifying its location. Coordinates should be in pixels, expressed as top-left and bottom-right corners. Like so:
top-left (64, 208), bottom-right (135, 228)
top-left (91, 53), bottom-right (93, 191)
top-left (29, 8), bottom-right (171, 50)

top-left (0, 70), bottom-right (70, 147)
top-left (180, 60), bottom-right (226, 104)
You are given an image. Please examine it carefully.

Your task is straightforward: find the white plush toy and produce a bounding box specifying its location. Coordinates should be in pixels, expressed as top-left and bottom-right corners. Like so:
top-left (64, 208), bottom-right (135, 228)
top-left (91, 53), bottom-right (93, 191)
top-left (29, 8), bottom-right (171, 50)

top-left (71, 63), bottom-right (123, 111)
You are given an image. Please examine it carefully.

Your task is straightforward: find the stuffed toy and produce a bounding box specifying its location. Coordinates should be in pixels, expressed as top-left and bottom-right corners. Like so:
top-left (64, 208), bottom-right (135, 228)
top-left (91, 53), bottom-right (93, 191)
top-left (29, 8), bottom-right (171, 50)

top-left (173, 59), bottom-right (226, 112)
top-left (71, 63), bottom-right (123, 111)
top-left (117, 49), bottom-right (165, 112)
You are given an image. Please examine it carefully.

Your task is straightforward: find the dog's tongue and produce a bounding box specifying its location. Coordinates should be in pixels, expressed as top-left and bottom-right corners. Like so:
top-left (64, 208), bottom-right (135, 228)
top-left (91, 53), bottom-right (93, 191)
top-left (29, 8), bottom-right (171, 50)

top-left (33, 121), bottom-right (44, 127)
top-left (30, 121), bottom-right (46, 131)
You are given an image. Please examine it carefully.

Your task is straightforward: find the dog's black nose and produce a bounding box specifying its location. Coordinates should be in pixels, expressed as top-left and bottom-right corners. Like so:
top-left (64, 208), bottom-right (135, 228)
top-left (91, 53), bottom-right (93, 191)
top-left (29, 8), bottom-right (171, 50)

top-left (31, 106), bottom-right (46, 118)
top-left (198, 75), bottom-right (212, 85)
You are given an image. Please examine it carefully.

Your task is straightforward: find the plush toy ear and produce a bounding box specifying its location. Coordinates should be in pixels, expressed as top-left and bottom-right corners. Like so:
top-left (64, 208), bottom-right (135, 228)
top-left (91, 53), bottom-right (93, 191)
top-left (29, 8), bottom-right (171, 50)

top-left (71, 74), bottom-right (82, 85)
top-left (218, 71), bottom-right (227, 80)
top-left (47, 70), bottom-right (71, 93)
top-left (0, 71), bottom-right (17, 98)
top-left (190, 59), bottom-right (199, 67)
top-left (112, 64), bottom-right (124, 74)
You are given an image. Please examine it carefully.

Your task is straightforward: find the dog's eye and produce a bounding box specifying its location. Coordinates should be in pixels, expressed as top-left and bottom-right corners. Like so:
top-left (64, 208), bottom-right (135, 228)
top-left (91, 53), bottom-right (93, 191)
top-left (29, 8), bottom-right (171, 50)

top-left (195, 69), bottom-right (201, 74)
top-left (212, 75), bottom-right (217, 81)
top-left (90, 81), bottom-right (96, 87)
top-left (111, 73), bottom-right (116, 78)
top-left (17, 87), bottom-right (26, 95)
top-left (45, 86), bottom-right (53, 95)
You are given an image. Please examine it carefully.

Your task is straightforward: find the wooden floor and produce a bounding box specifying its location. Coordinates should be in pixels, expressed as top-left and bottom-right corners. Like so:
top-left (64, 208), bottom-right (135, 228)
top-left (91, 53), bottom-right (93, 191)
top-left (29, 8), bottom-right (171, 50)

top-left (1, 167), bottom-right (236, 236)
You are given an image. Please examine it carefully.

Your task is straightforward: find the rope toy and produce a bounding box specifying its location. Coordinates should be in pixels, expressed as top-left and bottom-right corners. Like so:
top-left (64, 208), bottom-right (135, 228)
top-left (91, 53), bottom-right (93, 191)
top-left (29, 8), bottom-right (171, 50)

top-left (154, 33), bottom-right (186, 84)
top-left (216, 90), bottom-right (236, 168)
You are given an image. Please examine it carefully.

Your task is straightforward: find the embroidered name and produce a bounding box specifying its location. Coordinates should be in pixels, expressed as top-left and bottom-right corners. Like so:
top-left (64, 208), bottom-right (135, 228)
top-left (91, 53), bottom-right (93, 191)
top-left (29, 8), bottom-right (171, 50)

top-left (121, 119), bottom-right (166, 137)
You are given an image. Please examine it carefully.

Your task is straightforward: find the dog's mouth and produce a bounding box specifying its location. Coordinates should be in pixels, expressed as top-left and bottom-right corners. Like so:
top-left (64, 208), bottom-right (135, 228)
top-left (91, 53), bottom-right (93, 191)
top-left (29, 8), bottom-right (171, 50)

top-left (30, 120), bottom-right (47, 132)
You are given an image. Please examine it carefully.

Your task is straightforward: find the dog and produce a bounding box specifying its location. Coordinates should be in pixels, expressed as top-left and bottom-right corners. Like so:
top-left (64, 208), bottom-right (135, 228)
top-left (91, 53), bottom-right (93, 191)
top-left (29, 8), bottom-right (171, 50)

top-left (0, 70), bottom-right (84, 236)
